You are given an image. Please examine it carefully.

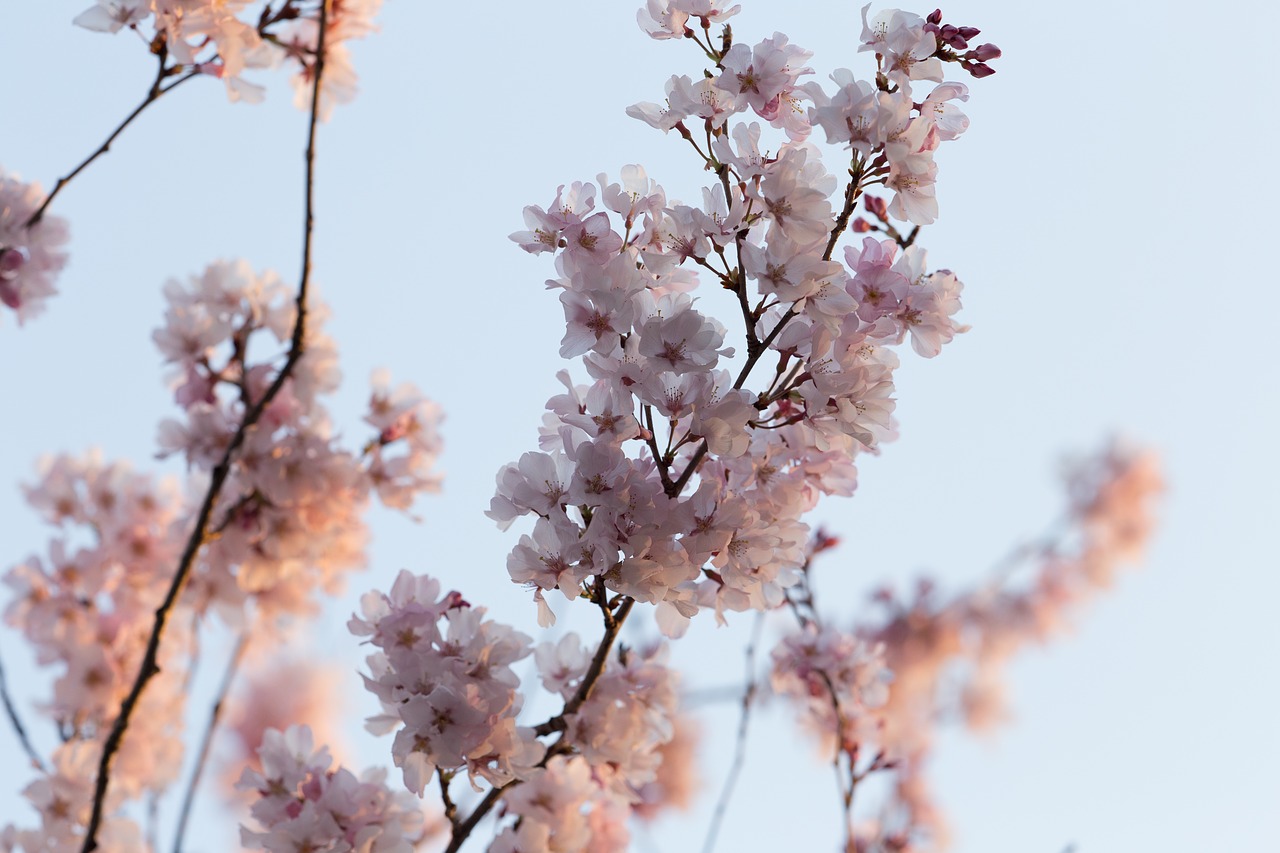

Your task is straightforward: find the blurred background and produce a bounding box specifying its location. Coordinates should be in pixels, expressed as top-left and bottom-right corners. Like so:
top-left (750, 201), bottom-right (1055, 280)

top-left (1, 0), bottom-right (1277, 850)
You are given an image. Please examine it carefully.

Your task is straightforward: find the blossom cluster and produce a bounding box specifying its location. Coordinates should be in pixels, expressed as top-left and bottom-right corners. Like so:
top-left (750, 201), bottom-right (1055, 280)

top-left (548, 637), bottom-right (681, 800)
top-left (1, 740), bottom-right (146, 853)
top-left (3, 453), bottom-right (191, 795)
top-left (770, 625), bottom-right (891, 756)
top-left (0, 3), bottom-right (1169, 853)
top-left (489, 755), bottom-right (632, 853)
top-left (1, 261), bottom-right (442, 848)
top-left (494, 5), bottom-right (986, 639)
top-left (237, 725), bottom-right (427, 853)
top-left (73, 0), bottom-right (381, 113)
top-left (0, 169), bottom-right (68, 326)
top-left (769, 442), bottom-right (1163, 850)
top-left (350, 571), bottom-right (544, 796)
top-left (155, 259), bottom-right (442, 620)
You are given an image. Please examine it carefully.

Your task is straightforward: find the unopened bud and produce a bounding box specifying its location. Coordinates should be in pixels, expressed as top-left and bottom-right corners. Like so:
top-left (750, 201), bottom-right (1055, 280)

top-left (926, 8), bottom-right (943, 24)
top-left (0, 280), bottom-right (21, 310)
top-left (970, 42), bottom-right (1002, 62)
top-left (0, 247), bottom-right (23, 280)
top-left (851, 217), bottom-right (873, 233)
top-left (969, 61), bottom-right (996, 78)
top-left (957, 25), bottom-right (981, 39)
top-left (864, 194), bottom-right (888, 219)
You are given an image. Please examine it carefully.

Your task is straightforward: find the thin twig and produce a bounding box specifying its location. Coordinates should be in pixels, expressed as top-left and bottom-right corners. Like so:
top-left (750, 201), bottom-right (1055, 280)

top-left (0, 648), bottom-right (46, 773)
top-left (172, 632), bottom-right (250, 853)
top-left (701, 611), bottom-right (765, 853)
top-left (77, 4), bottom-right (333, 849)
top-left (26, 52), bottom-right (197, 228)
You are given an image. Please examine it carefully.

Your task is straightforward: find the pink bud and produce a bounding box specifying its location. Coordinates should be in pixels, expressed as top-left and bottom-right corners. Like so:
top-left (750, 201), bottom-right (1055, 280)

top-left (851, 217), bottom-right (872, 233)
top-left (0, 247), bottom-right (23, 279)
top-left (957, 26), bottom-right (981, 39)
top-left (926, 9), bottom-right (943, 24)
top-left (0, 279), bottom-right (19, 310)
top-left (970, 43), bottom-right (1002, 62)
top-left (969, 62), bottom-right (996, 78)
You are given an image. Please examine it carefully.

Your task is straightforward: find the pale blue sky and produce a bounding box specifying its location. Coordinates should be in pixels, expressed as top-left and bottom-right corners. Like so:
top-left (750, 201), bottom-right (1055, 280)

top-left (1, 1), bottom-right (1277, 851)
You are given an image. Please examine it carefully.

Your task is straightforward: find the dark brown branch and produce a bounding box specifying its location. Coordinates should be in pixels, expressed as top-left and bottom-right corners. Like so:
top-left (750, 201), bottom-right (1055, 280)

top-left (26, 50), bottom-right (197, 229)
top-left (77, 3), bottom-right (333, 849)
top-left (533, 596), bottom-right (636, 737)
top-left (441, 782), bottom-right (512, 853)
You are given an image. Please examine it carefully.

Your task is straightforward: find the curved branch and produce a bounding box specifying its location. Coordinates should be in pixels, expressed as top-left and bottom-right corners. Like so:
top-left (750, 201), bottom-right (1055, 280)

top-left (26, 51), bottom-right (197, 229)
top-left (77, 3), bottom-right (334, 849)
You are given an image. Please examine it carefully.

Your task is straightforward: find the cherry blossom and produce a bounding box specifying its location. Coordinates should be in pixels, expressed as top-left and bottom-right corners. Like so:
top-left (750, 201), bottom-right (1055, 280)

top-left (238, 726), bottom-right (428, 853)
top-left (0, 5), bottom-right (1148, 853)
top-left (0, 169), bottom-right (69, 325)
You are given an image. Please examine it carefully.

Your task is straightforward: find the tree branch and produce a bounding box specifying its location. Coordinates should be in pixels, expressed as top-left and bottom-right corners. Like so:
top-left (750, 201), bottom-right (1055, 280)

top-left (701, 610), bottom-right (765, 853)
top-left (26, 49), bottom-right (196, 229)
top-left (171, 632), bottom-right (249, 853)
top-left (443, 595), bottom-right (637, 852)
top-left (77, 3), bottom-right (334, 849)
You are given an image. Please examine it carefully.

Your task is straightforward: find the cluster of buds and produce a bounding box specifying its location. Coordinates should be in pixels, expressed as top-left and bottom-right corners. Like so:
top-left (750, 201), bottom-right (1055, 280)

top-left (923, 8), bottom-right (1003, 78)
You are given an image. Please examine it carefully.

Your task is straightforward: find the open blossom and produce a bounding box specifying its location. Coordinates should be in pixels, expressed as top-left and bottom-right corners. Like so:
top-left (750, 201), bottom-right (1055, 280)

top-left (719, 33), bottom-right (814, 137)
top-left (238, 726), bottom-right (427, 853)
top-left (859, 6), bottom-right (944, 94)
top-left (350, 571), bottom-right (544, 794)
top-left (75, 0), bottom-right (281, 102)
top-left (153, 260), bottom-right (441, 619)
top-left (772, 625), bottom-right (892, 755)
top-left (1, 741), bottom-right (145, 853)
top-left (220, 651), bottom-right (351, 795)
top-left (4, 453), bottom-right (187, 741)
top-left (74, 0), bottom-right (381, 110)
top-left (562, 640), bottom-right (680, 794)
top-left (0, 169), bottom-right (69, 325)
top-left (364, 369), bottom-right (445, 511)
top-left (489, 756), bottom-right (632, 853)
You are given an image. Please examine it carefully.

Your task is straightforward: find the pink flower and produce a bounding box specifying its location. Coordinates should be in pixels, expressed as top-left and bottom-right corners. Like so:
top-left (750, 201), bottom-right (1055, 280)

top-left (0, 168), bottom-right (69, 325)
